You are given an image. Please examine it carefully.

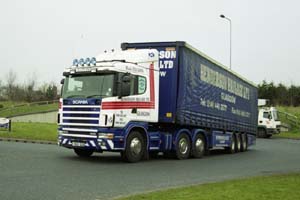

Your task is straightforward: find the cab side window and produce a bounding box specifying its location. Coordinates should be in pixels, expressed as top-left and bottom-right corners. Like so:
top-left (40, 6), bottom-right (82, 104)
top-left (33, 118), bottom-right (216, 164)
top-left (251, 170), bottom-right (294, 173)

top-left (129, 75), bottom-right (147, 95)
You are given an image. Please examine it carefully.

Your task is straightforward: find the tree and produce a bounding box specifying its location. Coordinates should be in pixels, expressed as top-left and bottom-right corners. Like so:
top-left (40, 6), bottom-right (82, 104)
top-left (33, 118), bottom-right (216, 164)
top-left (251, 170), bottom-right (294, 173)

top-left (24, 73), bottom-right (37, 102)
top-left (6, 69), bottom-right (17, 100)
top-left (46, 83), bottom-right (58, 100)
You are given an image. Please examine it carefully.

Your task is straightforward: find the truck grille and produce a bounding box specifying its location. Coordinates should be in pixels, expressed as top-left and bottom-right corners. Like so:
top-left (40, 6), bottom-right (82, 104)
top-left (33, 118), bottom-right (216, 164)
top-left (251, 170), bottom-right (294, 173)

top-left (61, 105), bottom-right (100, 127)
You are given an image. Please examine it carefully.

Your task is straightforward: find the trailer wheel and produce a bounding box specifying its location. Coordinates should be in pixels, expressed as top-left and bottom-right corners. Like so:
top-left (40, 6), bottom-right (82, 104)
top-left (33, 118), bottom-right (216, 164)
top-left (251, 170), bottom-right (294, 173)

top-left (191, 134), bottom-right (205, 158)
top-left (122, 131), bottom-right (145, 163)
top-left (175, 133), bottom-right (191, 160)
top-left (236, 134), bottom-right (241, 153)
top-left (74, 149), bottom-right (94, 157)
top-left (226, 134), bottom-right (236, 154)
top-left (241, 134), bottom-right (248, 152)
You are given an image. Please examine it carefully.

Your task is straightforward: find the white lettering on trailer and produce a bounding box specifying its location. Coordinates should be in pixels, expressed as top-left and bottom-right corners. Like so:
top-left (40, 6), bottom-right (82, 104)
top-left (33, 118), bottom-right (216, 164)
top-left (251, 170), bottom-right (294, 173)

top-left (216, 135), bottom-right (230, 141)
top-left (160, 71), bottom-right (167, 77)
top-left (159, 51), bottom-right (176, 59)
top-left (201, 64), bottom-right (250, 100)
top-left (159, 60), bottom-right (174, 69)
top-left (159, 50), bottom-right (176, 77)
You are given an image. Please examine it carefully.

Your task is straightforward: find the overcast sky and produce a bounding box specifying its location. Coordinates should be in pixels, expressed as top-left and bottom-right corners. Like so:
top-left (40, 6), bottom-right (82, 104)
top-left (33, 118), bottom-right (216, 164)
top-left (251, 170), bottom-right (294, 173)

top-left (0, 0), bottom-right (299, 86)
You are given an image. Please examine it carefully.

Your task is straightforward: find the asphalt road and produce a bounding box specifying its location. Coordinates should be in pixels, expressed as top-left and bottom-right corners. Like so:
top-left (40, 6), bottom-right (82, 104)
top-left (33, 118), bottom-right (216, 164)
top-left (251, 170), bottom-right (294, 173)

top-left (1, 138), bottom-right (300, 200)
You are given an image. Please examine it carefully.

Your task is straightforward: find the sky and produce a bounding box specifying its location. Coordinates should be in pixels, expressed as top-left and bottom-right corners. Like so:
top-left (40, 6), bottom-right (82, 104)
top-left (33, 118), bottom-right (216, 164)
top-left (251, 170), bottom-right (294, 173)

top-left (0, 0), bottom-right (300, 86)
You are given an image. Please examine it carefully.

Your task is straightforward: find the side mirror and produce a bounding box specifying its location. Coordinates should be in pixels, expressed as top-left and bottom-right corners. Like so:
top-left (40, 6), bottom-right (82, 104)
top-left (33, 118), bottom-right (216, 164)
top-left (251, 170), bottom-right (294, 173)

top-left (268, 114), bottom-right (272, 120)
top-left (60, 79), bottom-right (65, 85)
top-left (120, 75), bottom-right (131, 97)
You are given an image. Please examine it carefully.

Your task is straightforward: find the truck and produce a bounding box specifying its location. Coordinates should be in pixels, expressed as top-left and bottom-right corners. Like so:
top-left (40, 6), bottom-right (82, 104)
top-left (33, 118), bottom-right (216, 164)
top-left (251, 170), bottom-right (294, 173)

top-left (257, 103), bottom-right (281, 138)
top-left (58, 41), bottom-right (258, 162)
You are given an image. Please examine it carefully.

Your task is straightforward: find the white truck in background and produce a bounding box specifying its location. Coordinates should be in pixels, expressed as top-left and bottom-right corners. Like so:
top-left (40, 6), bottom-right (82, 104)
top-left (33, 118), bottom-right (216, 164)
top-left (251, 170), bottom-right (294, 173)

top-left (257, 99), bottom-right (281, 138)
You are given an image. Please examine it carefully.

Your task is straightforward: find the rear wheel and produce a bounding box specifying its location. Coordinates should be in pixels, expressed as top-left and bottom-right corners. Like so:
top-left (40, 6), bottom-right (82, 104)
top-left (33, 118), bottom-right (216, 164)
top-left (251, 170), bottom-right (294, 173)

top-left (122, 131), bottom-right (145, 163)
top-left (191, 134), bottom-right (205, 158)
top-left (240, 134), bottom-right (248, 152)
top-left (74, 149), bottom-right (94, 157)
top-left (226, 134), bottom-right (236, 154)
top-left (235, 134), bottom-right (241, 153)
top-left (175, 133), bottom-right (191, 160)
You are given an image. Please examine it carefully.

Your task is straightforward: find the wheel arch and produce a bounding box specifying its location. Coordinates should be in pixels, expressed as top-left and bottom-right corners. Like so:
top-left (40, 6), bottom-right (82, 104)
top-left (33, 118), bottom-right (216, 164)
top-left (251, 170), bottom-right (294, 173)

top-left (125, 123), bottom-right (149, 149)
top-left (174, 128), bottom-right (192, 147)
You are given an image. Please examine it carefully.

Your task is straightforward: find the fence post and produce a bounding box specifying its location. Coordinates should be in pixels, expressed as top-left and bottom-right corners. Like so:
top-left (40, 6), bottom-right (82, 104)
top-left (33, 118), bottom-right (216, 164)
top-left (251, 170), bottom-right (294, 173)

top-left (8, 119), bottom-right (11, 132)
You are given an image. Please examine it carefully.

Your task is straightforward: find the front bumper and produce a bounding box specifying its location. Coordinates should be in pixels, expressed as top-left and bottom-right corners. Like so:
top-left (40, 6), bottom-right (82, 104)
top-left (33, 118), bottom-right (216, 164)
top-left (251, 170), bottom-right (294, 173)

top-left (266, 128), bottom-right (278, 135)
top-left (58, 133), bottom-right (125, 151)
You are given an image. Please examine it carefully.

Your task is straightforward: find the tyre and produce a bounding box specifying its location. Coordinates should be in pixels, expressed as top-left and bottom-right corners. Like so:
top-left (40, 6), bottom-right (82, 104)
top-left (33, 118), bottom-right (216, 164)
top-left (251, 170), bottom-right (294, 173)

top-left (175, 133), bottom-right (191, 160)
top-left (235, 134), bottom-right (241, 153)
top-left (257, 128), bottom-right (267, 138)
top-left (122, 131), bottom-right (145, 163)
top-left (74, 148), bottom-right (94, 157)
top-left (226, 134), bottom-right (236, 154)
top-left (240, 134), bottom-right (248, 152)
top-left (191, 134), bottom-right (206, 158)
top-left (266, 134), bottom-right (272, 138)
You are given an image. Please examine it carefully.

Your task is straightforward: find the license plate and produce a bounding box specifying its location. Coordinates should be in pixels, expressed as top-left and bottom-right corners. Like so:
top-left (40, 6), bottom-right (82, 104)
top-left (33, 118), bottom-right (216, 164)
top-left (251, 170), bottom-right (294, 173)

top-left (72, 142), bottom-right (86, 147)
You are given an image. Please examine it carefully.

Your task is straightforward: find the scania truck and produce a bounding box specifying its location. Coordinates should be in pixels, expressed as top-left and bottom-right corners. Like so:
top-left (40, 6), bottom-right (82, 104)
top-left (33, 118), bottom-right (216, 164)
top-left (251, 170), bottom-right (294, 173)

top-left (58, 41), bottom-right (257, 162)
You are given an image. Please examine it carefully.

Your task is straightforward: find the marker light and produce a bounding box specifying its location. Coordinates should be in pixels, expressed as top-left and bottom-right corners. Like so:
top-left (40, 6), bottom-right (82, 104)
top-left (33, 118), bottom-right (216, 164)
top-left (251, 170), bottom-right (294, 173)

top-left (73, 59), bottom-right (78, 66)
top-left (79, 58), bottom-right (85, 66)
top-left (90, 57), bottom-right (97, 65)
top-left (85, 58), bottom-right (91, 65)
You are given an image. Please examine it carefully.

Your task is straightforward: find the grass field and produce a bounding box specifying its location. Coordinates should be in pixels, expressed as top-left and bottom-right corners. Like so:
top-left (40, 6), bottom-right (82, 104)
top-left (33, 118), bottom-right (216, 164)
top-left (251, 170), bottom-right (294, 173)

top-left (275, 106), bottom-right (300, 138)
top-left (277, 106), bottom-right (300, 119)
top-left (0, 122), bottom-right (57, 141)
top-left (117, 173), bottom-right (300, 200)
top-left (0, 101), bottom-right (58, 117)
top-left (274, 131), bottom-right (300, 139)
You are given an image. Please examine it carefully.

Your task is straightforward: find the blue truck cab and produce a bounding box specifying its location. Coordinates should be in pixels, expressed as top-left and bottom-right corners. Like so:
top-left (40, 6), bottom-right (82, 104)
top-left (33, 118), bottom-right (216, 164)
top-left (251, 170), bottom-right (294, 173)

top-left (58, 41), bottom-right (257, 162)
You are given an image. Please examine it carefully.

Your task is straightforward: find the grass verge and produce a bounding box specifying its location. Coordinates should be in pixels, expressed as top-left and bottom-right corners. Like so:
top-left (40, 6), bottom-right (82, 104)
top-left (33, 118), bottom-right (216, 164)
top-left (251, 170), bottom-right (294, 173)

top-left (0, 122), bottom-right (57, 141)
top-left (0, 103), bottom-right (58, 117)
top-left (117, 173), bottom-right (300, 200)
top-left (273, 131), bottom-right (300, 139)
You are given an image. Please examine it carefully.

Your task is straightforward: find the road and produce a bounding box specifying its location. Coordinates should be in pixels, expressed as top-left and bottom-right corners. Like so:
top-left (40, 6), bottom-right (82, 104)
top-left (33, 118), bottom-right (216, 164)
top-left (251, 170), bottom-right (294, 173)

top-left (1, 139), bottom-right (300, 200)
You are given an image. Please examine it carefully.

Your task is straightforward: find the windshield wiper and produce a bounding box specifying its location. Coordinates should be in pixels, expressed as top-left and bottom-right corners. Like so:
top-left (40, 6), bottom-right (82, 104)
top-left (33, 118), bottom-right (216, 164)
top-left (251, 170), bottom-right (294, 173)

top-left (65, 95), bottom-right (85, 98)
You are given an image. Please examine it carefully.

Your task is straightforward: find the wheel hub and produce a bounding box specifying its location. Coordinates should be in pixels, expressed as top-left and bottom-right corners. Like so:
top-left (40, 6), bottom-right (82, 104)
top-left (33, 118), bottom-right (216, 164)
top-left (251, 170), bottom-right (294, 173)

top-left (195, 138), bottom-right (204, 153)
top-left (130, 137), bottom-right (142, 155)
top-left (179, 138), bottom-right (188, 154)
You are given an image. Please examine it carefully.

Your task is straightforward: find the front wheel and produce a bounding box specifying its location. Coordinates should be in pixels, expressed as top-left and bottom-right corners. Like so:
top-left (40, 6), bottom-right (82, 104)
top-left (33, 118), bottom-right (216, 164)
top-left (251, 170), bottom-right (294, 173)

top-left (122, 131), bottom-right (145, 163)
top-left (175, 133), bottom-right (191, 160)
top-left (74, 149), bottom-right (94, 157)
top-left (257, 128), bottom-right (267, 138)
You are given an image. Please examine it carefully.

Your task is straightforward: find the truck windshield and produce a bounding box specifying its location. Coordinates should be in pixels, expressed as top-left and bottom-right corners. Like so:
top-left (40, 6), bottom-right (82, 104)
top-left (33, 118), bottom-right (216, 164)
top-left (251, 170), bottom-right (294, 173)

top-left (62, 74), bottom-right (115, 98)
top-left (272, 110), bottom-right (279, 121)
